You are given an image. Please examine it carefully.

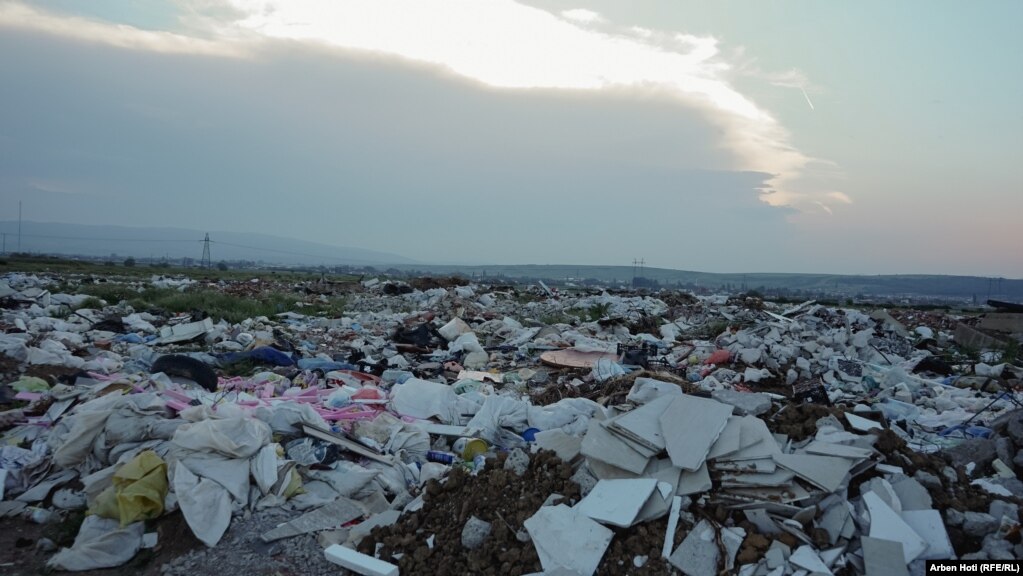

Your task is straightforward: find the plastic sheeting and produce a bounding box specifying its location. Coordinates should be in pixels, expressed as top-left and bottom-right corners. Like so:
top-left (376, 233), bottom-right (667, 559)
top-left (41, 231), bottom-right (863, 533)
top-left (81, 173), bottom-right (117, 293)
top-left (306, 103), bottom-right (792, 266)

top-left (89, 450), bottom-right (168, 526)
top-left (171, 417), bottom-right (271, 459)
top-left (47, 516), bottom-right (145, 571)
top-left (173, 461), bottom-right (232, 547)
top-left (389, 378), bottom-right (459, 423)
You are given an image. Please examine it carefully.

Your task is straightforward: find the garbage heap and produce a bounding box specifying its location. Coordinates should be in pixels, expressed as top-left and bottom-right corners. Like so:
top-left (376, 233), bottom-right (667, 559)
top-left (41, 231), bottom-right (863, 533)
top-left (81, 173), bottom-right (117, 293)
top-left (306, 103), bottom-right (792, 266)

top-left (0, 271), bottom-right (1021, 575)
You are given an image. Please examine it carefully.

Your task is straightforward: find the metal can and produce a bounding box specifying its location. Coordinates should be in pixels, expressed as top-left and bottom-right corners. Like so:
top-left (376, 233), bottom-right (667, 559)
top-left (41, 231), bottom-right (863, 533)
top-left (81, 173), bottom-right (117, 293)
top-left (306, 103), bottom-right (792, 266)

top-left (452, 437), bottom-right (488, 460)
top-left (426, 450), bottom-right (457, 464)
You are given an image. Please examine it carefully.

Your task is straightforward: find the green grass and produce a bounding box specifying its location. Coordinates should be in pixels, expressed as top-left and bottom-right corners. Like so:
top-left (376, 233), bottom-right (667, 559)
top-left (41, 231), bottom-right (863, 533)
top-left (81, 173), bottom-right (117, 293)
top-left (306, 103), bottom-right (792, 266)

top-left (1, 254), bottom-right (357, 283)
top-left (75, 285), bottom-right (346, 323)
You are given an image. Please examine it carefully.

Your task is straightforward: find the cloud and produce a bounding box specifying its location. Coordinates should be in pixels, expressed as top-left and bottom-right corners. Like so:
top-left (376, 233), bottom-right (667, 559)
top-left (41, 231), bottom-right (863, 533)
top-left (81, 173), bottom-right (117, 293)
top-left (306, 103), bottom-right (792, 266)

top-left (561, 8), bottom-right (604, 24)
top-left (0, 2), bottom-right (247, 57)
top-left (207, 0), bottom-right (841, 210)
top-left (827, 191), bottom-right (853, 204)
top-left (1, 0), bottom-right (847, 213)
top-left (0, 24), bottom-right (797, 271)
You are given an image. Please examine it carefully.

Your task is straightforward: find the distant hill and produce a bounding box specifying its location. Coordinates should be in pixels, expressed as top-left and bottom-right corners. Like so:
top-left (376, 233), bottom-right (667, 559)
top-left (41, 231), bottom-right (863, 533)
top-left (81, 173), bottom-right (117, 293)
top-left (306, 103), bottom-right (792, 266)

top-left (387, 263), bottom-right (1023, 301)
top-left (0, 221), bottom-right (415, 266)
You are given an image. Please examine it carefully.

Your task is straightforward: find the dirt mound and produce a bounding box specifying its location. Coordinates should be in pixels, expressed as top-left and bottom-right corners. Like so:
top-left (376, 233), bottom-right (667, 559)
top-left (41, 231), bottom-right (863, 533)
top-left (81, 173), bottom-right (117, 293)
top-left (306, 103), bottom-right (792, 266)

top-left (361, 450), bottom-right (683, 575)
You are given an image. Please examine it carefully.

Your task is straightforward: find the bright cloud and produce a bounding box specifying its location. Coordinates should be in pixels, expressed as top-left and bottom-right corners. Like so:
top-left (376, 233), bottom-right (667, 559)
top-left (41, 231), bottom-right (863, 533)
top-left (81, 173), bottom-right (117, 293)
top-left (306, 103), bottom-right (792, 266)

top-left (215, 0), bottom-right (838, 209)
top-left (561, 8), bottom-right (604, 24)
top-left (2, 0), bottom-right (844, 211)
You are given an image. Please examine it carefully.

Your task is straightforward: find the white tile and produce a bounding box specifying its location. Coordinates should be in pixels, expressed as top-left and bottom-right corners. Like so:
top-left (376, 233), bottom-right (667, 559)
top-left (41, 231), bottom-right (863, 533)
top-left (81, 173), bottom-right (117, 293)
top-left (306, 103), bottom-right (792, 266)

top-left (862, 492), bottom-right (926, 563)
top-left (707, 416), bottom-right (743, 460)
top-left (845, 412), bottom-right (883, 432)
top-left (790, 545), bottom-right (833, 576)
top-left (525, 504), bottom-right (614, 576)
top-left (719, 417), bottom-right (782, 462)
top-left (860, 537), bottom-right (909, 576)
top-left (534, 429), bottom-right (583, 462)
top-left (677, 463), bottom-right (713, 496)
top-left (668, 519), bottom-right (719, 576)
top-left (662, 496), bottom-right (683, 559)
top-left (605, 394), bottom-right (674, 452)
top-left (581, 418), bottom-right (651, 474)
top-left (720, 469), bottom-right (796, 487)
top-left (900, 510), bottom-right (954, 560)
top-left (773, 454), bottom-right (852, 492)
top-left (660, 395), bottom-right (733, 471)
top-left (743, 508), bottom-right (782, 535)
top-left (804, 441), bottom-right (875, 460)
top-left (576, 478), bottom-right (658, 528)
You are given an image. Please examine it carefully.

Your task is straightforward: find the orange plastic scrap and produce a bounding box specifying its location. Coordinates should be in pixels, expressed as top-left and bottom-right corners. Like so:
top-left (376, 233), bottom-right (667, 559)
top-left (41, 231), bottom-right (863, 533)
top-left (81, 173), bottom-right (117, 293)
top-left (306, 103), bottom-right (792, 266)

top-left (704, 349), bottom-right (732, 365)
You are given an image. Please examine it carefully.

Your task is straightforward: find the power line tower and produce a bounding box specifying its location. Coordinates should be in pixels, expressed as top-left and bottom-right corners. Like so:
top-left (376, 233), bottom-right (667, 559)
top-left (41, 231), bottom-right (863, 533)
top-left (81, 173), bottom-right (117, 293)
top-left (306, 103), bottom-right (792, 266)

top-left (200, 233), bottom-right (212, 269)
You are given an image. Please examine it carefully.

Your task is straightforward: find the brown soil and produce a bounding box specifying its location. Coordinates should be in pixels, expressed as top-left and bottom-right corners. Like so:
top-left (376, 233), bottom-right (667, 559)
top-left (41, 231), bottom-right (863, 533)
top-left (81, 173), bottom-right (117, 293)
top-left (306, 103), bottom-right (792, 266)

top-left (361, 450), bottom-right (681, 575)
top-left (0, 510), bottom-right (199, 576)
top-left (765, 403), bottom-right (845, 441)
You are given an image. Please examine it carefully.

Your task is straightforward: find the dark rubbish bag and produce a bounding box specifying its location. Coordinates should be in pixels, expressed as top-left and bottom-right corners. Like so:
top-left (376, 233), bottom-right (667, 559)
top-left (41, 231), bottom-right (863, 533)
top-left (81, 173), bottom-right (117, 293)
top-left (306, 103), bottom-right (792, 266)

top-left (285, 437), bottom-right (342, 466)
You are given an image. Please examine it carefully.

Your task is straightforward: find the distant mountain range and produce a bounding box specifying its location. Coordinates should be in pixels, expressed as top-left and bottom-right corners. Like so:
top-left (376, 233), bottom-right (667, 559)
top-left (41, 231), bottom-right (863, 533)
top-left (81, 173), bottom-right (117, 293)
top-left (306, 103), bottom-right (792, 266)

top-left (0, 221), bottom-right (416, 266)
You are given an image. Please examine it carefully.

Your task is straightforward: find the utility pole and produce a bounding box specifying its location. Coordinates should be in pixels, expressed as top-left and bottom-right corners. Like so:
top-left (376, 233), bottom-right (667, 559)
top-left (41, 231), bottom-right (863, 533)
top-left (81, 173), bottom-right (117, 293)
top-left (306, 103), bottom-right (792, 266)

top-left (18, 201), bottom-right (22, 252)
top-left (201, 233), bottom-right (212, 269)
top-left (1, 233), bottom-right (5, 255)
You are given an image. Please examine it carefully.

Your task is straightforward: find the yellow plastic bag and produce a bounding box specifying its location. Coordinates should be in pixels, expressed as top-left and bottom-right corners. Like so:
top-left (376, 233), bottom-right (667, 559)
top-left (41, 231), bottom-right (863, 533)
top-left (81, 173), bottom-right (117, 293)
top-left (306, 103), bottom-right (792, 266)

top-left (89, 450), bottom-right (168, 526)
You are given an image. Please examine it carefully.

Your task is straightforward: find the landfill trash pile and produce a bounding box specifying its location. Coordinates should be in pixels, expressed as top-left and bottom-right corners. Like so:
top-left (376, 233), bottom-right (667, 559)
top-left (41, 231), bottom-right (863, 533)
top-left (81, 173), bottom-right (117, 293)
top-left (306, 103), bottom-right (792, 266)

top-left (1, 271), bottom-right (1022, 575)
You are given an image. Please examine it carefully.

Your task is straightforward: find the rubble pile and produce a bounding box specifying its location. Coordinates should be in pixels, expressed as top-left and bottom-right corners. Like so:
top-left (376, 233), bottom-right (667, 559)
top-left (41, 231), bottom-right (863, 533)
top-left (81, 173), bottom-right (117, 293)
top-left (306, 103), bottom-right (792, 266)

top-left (0, 271), bottom-right (1021, 575)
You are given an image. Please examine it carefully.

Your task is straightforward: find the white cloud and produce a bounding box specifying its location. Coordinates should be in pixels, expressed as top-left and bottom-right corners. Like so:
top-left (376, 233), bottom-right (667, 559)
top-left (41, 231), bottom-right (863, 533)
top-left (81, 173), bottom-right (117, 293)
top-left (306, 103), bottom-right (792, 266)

top-left (827, 191), bottom-right (853, 204)
top-left (561, 8), bottom-right (604, 24)
top-left (0, 2), bottom-right (248, 57)
top-left (215, 0), bottom-right (838, 209)
top-left (4, 0), bottom-right (845, 212)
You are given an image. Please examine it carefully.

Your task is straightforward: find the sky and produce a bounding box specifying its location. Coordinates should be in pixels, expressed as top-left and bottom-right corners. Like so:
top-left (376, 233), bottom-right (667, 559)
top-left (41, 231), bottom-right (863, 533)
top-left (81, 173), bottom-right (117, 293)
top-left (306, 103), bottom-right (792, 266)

top-left (1, 0), bottom-right (1020, 276)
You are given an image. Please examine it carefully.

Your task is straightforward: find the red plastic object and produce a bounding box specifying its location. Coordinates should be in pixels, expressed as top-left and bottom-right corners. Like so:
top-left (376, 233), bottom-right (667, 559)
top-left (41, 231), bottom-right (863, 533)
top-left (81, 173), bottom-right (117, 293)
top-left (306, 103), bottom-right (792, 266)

top-left (704, 349), bottom-right (731, 365)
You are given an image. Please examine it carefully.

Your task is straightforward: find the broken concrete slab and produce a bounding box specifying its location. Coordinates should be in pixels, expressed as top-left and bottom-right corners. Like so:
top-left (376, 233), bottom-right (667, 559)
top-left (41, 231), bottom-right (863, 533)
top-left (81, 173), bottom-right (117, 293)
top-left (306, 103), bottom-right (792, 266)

top-left (845, 412), bottom-right (884, 432)
top-left (580, 418), bottom-right (651, 474)
top-left (789, 545), bottom-right (833, 576)
top-left (524, 504), bottom-right (614, 576)
top-left (662, 495), bottom-right (683, 559)
top-left (659, 395), bottom-right (733, 471)
top-left (719, 469), bottom-right (796, 487)
top-left (668, 519), bottom-right (718, 576)
top-left (962, 511), bottom-right (999, 538)
top-left (626, 377), bottom-right (684, 405)
top-left (743, 509), bottom-right (782, 535)
top-left (711, 389), bottom-right (773, 416)
top-left (604, 393), bottom-right (674, 452)
top-left (901, 509), bottom-right (954, 560)
top-left (863, 492), bottom-right (926, 563)
top-left (712, 459), bottom-right (777, 474)
top-left (718, 417), bottom-right (782, 462)
top-left (804, 441), bottom-right (875, 460)
top-left (888, 476), bottom-right (932, 511)
top-left (707, 416), bottom-right (743, 460)
top-left (773, 453), bottom-right (852, 492)
top-left (860, 537), bottom-right (909, 576)
top-left (576, 478), bottom-right (658, 528)
top-left (533, 429), bottom-right (582, 462)
top-left (676, 463), bottom-right (713, 496)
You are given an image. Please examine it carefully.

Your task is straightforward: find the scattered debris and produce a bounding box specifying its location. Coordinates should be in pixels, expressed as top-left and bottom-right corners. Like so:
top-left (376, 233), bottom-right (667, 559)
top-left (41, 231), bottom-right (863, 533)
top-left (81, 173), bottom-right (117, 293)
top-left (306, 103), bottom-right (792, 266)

top-left (0, 271), bottom-right (1020, 574)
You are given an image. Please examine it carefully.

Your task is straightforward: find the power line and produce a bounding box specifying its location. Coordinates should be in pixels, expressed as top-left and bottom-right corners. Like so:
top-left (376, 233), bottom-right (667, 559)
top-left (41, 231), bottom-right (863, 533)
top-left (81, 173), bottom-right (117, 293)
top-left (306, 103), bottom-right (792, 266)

top-left (2, 232), bottom-right (202, 243)
top-left (200, 233), bottom-right (212, 269)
